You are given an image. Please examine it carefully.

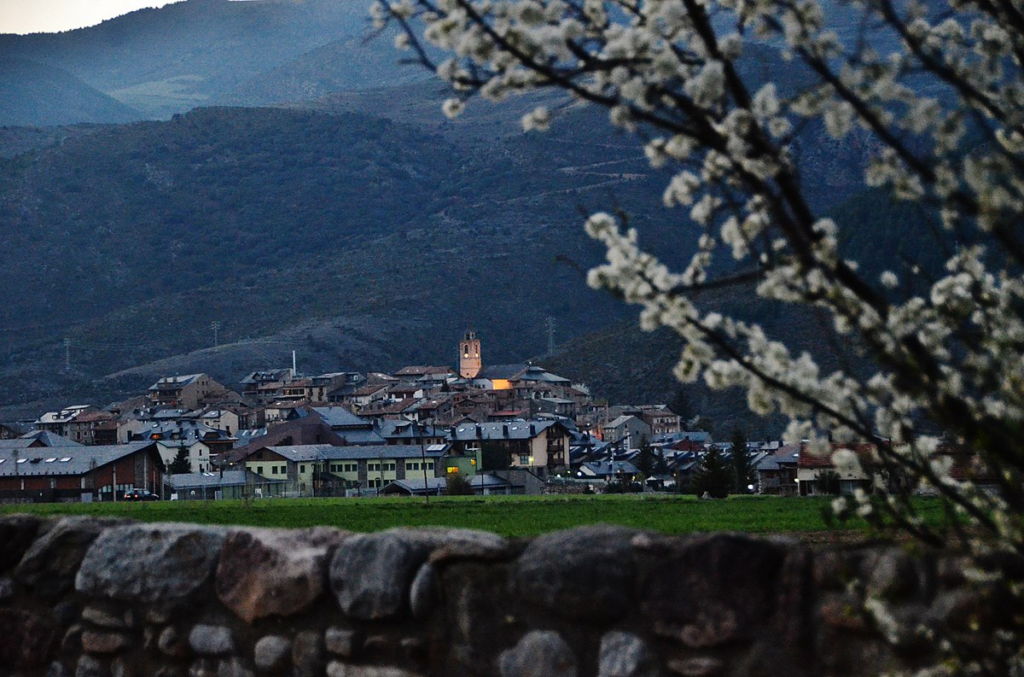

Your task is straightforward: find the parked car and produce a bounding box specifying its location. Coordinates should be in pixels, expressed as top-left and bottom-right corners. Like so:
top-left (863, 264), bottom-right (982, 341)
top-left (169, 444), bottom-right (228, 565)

top-left (123, 489), bottom-right (160, 501)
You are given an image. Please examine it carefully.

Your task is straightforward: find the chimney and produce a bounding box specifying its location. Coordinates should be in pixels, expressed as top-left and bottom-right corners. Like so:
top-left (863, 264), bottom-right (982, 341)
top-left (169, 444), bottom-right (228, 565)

top-left (502, 424), bottom-right (509, 438)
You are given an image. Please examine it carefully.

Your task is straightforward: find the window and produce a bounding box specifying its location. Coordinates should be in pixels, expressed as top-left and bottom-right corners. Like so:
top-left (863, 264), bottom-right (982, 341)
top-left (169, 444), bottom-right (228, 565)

top-left (408, 462), bottom-right (419, 471)
top-left (447, 466), bottom-right (459, 474)
top-left (271, 466), bottom-right (279, 475)
top-left (519, 455), bottom-right (531, 466)
top-left (300, 464), bottom-right (305, 473)
top-left (425, 461), bottom-right (434, 469)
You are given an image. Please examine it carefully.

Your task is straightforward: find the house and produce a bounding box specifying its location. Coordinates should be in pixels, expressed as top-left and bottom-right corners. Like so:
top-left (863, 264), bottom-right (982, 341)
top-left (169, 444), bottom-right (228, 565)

top-left (0, 441), bottom-right (164, 503)
top-left (64, 410), bottom-right (117, 445)
top-left (35, 405), bottom-right (96, 438)
top-left (165, 470), bottom-right (256, 500)
top-left (132, 421), bottom-right (235, 473)
top-left (602, 415), bottom-right (652, 450)
top-left (756, 444), bottom-right (800, 495)
top-left (240, 443), bottom-right (448, 496)
top-left (796, 443), bottom-right (876, 496)
top-left (343, 383), bottom-right (390, 409)
top-left (637, 406), bottom-right (683, 437)
top-left (383, 472), bottom-right (525, 496)
top-left (448, 420), bottom-right (571, 475)
top-left (310, 406), bottom-right (386, 445)
top-left (375, 419), bottom-right (447, 447)
top-left (240, 369), bottom-right (295, 404)
top-left (148, 374), bottom-right (224, 410)
top-left (577, 460), bottom-right (641, 482)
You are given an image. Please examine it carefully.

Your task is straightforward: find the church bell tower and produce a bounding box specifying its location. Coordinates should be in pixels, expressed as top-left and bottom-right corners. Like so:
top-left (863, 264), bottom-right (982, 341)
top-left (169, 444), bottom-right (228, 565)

top-left (459, 330), bottom-right (482, 379)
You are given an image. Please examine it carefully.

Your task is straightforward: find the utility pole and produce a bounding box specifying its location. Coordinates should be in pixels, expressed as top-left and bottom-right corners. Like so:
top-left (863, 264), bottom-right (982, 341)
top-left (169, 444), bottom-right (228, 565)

top-left (546, 316), bottom-right (556, 357)
top-left (418, 419), bottom-right (431, 505)
top-left (63, 338), bottom-right (71, 372)
top-left (211, 321), bottom-right (220, 348)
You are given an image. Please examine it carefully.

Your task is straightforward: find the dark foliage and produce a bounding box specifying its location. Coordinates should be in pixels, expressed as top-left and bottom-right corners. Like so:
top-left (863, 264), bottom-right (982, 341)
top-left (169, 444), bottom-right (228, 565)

top-left (691, 447), bottom-right (735, 499)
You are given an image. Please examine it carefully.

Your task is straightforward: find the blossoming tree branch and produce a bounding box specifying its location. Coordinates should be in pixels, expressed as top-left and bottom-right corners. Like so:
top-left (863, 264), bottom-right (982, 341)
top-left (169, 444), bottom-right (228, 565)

top-left (370, 0), bottom-right (1024, 666)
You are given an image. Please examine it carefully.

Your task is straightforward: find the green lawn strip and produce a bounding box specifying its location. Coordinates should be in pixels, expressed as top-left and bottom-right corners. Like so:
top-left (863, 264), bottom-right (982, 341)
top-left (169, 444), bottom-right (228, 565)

top-left (0, 495), bottom-right (955, 538)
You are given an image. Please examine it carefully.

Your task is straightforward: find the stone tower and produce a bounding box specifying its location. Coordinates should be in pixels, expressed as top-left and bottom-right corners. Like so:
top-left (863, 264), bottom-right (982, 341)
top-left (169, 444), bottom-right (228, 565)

top-left (459, 330), bottom-right (482, 379)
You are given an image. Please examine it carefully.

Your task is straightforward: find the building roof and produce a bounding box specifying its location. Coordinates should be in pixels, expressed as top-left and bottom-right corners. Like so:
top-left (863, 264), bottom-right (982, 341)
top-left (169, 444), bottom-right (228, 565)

top-left (449, 420), bottom-right (561, 442)
top-left (580, 460), bottom-right (640, 477)
top-left (10, 431), bottom-right (83, 447)
top-left (382, 477), bottom-right (448, 494)
top-left (0, 442), bottom-right (157, 478)
top-left (605, 415), bottom-right (641, 429)
top-left (318, 444), bottom-right (448, 461)
top-left (311, 406), bottom-right (372, 429)
top-left (394, 366), bottom-right (453, 377)
top-left (149, 374), bottom-right (205, 390)
top-left (166, 470), bottom-right (250, 489)
top-left (36, 406), bottom-right (94, 425)
top-left (240, 369), bottom-right (294, 385)
top-left (476, 364), bottom-right (529, 381)
top-left (376, 420), bottom-right (444, 439)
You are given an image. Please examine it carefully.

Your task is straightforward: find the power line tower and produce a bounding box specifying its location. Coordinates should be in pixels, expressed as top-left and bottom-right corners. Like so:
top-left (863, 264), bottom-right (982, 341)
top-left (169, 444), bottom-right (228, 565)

top-left (211, 321), bottom-right (221, 348)
top-left (546, 316), bottom-right (556, 357)
top-left (63, 338), bottom-right (71, 372)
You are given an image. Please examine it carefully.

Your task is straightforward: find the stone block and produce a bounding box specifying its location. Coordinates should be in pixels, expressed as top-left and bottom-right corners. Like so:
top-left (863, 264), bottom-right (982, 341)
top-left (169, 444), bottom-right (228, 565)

top-left (325, 628), bottom-right (356, 658)
top-left (216, 527), bottom-right (347, 623)
top-left (498, 631), bottom-right (576, 677)
top-left (159, 626), bottom-right (190, 658)
top-left (81, 631), bottom-right (129, 655)
top-left (75, 655), bottom-right (107, 677)
top-left (325, 663), bottom-right (423, 677)
top-left (254, 635), bottom-right (291, 672)
top-left (17, 517), bottom-right (125, 597)
top-left (76, 524), bottom-right (225, 604)
top-left (665, 657), bottom-right (722, 677)
top-left (597, 632), bottom-right (659, 677)
top-left (516, 526), bottom-right (639, 623)
top-left (217, 658), bottom-right (254, 677)
top-left (189, 625), bottom-right (234, 656)
top-left (82, 605), bottom-right (129, 629)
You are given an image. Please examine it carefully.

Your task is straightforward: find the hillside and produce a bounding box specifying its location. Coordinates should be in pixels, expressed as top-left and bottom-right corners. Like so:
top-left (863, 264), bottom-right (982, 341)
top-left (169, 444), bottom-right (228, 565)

top-left (0, 0), bottom-right (399, 121)
top-left (0, 58), bottom-right (142, 127)
top-left (0, 100), bottom-right (663, 416)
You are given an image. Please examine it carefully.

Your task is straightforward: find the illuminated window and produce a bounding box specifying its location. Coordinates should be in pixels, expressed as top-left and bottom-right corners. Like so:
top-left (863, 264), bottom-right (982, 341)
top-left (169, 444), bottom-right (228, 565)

top-left (447, 466), bottom-right (459, 474)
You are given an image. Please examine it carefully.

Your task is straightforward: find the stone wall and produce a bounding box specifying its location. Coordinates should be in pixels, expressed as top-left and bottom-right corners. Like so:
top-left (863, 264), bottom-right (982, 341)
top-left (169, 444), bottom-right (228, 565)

top-left (0, 515), bottom-right (986, 677)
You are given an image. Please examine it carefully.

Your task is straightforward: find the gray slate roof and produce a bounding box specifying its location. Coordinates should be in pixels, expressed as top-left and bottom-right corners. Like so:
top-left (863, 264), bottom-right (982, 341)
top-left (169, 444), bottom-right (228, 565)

top-left (0, 442), bottom-right (156, 477)
top-left (450, 421), bottom-right (558, 442)
top-left (166, 470), bottom-right (249, 489)
top-left (311, 407), bottom-right (371, 429)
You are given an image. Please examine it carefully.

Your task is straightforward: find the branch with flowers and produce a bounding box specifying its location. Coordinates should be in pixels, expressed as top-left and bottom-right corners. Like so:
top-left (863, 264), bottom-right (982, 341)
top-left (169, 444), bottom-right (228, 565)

top-left (370, 0), bottom-right (1024, 669)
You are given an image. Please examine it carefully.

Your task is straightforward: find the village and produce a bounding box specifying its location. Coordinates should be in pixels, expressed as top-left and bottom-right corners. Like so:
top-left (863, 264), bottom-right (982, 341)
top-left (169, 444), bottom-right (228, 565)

top-left (0, 331), bottom-right (915, 503)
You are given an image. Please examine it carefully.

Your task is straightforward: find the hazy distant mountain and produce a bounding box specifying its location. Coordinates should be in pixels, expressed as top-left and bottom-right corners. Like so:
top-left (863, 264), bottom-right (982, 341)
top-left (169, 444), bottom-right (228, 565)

top-left (220, 34), bottom-right (430, 107)
top-left (0, 57), bottom-right (142, 126)
top-left (0, 0), bottom-right (402, 121)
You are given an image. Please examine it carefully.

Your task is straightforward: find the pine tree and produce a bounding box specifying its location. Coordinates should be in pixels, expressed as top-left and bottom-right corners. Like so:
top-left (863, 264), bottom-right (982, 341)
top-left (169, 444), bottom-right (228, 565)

top-left (167, 447), bottom-right (191, 475)
top-left (691, 446), bottom-right (735, 499)
top-left (730, 428), bottom-right (754, 493)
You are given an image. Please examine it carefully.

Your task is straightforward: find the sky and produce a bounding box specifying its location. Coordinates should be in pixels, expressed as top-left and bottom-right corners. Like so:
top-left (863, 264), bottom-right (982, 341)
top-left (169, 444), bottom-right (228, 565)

top-left (0, 0), bottom-right (185, 35)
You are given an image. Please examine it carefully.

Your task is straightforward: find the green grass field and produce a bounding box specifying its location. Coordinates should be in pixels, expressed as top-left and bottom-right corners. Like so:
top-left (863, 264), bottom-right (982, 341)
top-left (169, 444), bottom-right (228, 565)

top-left (0, 494), bottom-right (954, 540)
